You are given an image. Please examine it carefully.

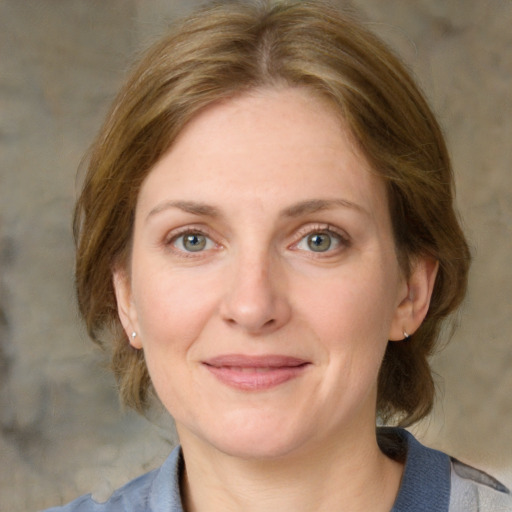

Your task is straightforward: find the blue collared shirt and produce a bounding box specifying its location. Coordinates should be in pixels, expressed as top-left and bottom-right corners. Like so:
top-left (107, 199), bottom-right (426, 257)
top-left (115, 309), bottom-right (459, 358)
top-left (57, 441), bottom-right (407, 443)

top-left (41, 428), bottom-right (511, 512)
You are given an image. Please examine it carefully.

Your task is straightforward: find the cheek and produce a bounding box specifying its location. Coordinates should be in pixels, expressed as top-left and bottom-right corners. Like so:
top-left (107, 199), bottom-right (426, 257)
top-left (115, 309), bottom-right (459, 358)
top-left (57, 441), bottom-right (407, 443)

top-left (294, 264), bottom-right (400, 399)
top-left (131, 268), bottom-right (222, 412)
top-left (298, 269), bottom-right (397, 343)
top-left (132, 264), bottom-right (220, 351)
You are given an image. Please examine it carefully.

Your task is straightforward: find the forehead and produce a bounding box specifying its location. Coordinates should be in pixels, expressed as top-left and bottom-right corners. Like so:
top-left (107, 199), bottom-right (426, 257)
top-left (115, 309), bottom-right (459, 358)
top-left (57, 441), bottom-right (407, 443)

top-left (136, 87), bottom-right (387, 220)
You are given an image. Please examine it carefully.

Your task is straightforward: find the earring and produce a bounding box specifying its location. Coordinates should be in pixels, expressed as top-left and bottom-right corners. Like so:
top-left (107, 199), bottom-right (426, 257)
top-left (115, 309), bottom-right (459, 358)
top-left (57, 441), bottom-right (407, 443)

top-left (129, 331), bottom-right (141, 350)
top-left (403, 330), bottom-right (410, 340)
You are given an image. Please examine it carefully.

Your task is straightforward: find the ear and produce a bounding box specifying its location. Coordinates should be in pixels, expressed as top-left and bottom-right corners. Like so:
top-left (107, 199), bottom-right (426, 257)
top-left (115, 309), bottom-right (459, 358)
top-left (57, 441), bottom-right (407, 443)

top-left (388, 256), bottom-right (439, 341)
top-left (112, 267), bottom-right (142, 349)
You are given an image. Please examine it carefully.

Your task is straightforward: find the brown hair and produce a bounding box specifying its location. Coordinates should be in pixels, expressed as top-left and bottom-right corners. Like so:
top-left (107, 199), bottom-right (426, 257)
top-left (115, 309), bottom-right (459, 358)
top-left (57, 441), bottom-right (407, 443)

top-left (74, 0), bottom-right (470, 425)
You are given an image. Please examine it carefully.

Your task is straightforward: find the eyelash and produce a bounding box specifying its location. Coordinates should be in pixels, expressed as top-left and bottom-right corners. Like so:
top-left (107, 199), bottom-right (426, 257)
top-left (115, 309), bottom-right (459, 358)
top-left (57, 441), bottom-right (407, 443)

top-left (291, 224), bottom-right (351, 255)
top-left (163, 223), bottom-right (351, 257)
top-left (164, 226), bottom-right (219, 257)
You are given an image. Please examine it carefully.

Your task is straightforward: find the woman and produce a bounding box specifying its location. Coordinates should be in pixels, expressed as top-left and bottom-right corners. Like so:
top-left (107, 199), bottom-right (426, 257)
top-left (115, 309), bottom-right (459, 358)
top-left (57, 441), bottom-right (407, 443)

top-left (44, 1), bottom-right (511, 510)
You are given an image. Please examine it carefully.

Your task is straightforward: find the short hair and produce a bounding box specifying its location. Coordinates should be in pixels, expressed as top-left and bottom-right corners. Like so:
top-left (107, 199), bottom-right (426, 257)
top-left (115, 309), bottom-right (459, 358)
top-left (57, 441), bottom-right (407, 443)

top-left (74, 0), bottom-right (470, 426)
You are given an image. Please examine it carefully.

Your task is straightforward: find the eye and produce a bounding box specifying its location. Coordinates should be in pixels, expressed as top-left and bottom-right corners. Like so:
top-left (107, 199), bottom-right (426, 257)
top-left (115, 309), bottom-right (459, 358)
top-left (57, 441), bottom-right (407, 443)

top-left (305, 232), bottom-right (333, 252)
top-left (172, 232), bottom-right (215, 253)
top-left (294, 228), bottom-right (348, 253)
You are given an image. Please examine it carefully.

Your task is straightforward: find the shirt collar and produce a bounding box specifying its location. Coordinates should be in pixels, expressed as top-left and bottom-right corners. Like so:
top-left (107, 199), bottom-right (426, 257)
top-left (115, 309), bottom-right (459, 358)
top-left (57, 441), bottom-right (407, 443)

top-left (148, 428), bottom-right (451, 512)
top-left (149, 444), bottom-right (185, 512)
top-left (382, 427), bottom-right (451, 512)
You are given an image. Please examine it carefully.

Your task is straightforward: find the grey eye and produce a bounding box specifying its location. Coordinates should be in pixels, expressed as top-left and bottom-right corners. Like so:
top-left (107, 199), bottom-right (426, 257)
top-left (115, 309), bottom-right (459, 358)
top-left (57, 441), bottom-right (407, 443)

top-left (180, 233), bottom-right (208, 252)
top-left (307, 233), bottom-right (332, 252)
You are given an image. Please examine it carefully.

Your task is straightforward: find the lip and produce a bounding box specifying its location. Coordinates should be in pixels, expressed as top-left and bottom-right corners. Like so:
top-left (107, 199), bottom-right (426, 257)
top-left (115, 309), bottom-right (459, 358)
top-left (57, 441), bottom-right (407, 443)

top-left (202, 354), bottom-right (310, 391)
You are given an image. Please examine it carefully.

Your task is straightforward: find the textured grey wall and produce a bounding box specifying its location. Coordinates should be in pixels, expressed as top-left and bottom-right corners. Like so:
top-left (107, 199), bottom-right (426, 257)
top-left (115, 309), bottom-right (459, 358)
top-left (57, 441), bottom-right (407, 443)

top-left (1, 1), bottom-right (511, 511)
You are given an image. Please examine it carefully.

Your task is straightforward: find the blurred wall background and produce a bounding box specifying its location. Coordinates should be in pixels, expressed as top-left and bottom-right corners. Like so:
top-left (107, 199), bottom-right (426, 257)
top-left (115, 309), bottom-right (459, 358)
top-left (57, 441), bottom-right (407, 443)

top-left (1, 1), bottom-right (511, 510)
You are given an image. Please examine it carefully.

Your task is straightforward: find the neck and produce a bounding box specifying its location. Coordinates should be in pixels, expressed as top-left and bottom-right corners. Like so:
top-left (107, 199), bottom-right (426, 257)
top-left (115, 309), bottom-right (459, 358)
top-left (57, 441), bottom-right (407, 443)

top-left (178, 425), bottom-right (403, 512)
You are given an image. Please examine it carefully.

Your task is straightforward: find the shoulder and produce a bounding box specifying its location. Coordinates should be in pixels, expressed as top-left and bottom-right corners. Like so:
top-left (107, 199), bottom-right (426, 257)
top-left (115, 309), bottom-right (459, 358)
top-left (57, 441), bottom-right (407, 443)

top-left (378, 427), bottom-right (512, 512)
top-left (40, 470), bottom-right (157, 512)
top-left (449, 457), bottom-right (512, 512)
top-left (40, 446), bottom-right (184, 512)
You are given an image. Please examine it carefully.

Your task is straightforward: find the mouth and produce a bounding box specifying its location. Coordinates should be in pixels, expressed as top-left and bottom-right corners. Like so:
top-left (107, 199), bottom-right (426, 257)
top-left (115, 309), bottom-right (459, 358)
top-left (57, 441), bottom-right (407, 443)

top-left (202, 354), bottom-right (311, 391)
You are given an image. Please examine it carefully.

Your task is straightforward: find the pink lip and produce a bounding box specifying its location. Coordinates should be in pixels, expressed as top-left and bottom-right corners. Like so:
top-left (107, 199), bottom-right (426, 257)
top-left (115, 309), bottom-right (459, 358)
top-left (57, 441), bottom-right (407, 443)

top-left (202, 355), bottom-right (310, 391)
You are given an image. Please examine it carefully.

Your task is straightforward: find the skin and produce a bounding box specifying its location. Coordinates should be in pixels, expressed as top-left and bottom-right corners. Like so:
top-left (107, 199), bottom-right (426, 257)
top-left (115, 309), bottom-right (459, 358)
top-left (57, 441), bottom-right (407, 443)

top-left (114, 87), bottom-right (438, 512)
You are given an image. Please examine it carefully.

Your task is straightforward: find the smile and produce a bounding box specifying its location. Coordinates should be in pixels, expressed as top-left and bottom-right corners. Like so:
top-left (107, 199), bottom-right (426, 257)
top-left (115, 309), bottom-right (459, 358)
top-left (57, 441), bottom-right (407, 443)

top-left (202, 355), bottom-right (311, 391)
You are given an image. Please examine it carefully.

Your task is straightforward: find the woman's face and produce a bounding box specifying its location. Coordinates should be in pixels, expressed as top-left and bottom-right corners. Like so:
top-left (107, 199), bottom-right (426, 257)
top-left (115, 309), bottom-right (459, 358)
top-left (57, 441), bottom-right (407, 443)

top-left (115, 87), bottom-right (414, 459)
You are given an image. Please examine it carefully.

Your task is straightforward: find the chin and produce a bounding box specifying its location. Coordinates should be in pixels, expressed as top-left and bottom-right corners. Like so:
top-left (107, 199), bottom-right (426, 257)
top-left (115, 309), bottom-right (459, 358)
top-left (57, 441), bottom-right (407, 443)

top-left (214, 434), bottom-right (306, 461)
top-left (180, 415), bottom-right (311, 461)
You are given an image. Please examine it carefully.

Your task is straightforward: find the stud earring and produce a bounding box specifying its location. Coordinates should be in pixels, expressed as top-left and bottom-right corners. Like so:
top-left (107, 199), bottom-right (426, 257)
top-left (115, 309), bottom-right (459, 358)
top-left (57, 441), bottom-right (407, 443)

top-left (403, 331), bottom-right (410, 340)
top-left (129, 331), bottom-right (141, 349)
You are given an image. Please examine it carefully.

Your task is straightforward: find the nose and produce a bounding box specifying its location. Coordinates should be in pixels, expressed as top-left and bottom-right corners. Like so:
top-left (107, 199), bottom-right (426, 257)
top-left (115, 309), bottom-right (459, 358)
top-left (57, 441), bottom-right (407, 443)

top-left (219, 252), bottom-right (291, 334)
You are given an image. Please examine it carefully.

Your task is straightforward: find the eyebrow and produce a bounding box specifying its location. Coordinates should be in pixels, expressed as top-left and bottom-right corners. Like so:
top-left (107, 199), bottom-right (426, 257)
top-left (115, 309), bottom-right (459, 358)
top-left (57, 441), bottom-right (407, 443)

top-left (281, 198), bottom-right (368, 217)
top-left (147, 200), bottom-right (222, 221)
top-left (146, 197), bottom-right (368, 222)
